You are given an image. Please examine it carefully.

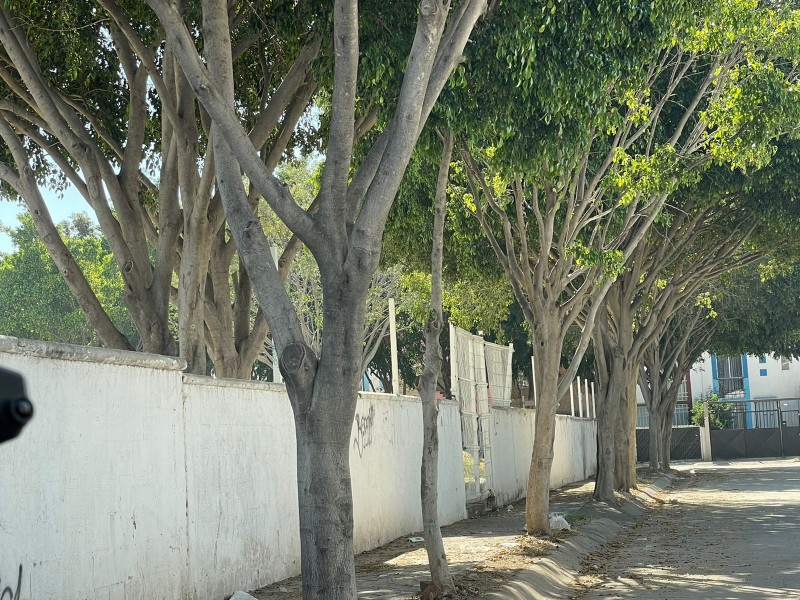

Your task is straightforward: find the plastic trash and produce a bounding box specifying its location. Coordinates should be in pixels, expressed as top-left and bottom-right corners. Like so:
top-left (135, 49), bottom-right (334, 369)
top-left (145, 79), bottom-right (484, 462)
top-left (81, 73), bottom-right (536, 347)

top-left (548, 513), bottom-right (571, 531)
top-left (408, 536), bottom-right (424, 543)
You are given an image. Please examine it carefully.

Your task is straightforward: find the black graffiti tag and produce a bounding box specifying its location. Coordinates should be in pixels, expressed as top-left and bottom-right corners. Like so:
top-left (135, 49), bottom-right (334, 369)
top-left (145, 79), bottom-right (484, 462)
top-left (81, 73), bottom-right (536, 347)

top-left (353, 404), bottom-right (375, 458)
top-left (0, 564), bottom-right (21, 600)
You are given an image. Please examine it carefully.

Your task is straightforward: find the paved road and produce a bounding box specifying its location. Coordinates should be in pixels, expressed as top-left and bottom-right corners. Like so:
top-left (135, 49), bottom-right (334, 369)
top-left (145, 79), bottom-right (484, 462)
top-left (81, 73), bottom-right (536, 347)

top-left (574, 458), bottom-right (800, 599)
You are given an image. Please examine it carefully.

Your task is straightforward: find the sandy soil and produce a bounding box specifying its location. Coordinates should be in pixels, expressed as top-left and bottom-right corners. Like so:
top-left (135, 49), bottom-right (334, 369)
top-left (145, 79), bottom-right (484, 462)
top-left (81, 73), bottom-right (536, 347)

top-left (571, 458), bottom-right (800, 600)
top-left (250, 480), bottom-right (599, 599)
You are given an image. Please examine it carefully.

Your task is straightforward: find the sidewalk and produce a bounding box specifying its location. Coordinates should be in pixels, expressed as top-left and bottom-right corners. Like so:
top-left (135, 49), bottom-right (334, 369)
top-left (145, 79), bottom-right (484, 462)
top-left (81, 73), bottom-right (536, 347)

top-left (248, 474), bottom-right (674, 600)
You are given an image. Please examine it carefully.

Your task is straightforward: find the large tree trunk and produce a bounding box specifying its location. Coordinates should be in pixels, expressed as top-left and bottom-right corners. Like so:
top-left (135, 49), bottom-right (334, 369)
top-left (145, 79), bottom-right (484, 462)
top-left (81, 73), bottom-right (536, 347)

top-left (593, 344), bottom-right (624, 502)
top-left (661, 399), bottom-right (677, 470)
top-left (418, 130), bottom-right (454, 595)
top-left (614, 370), bottom-right (638, 491)
top-left (648, 409), bottom-right (662, 471)
top-left (281, 303), bottom-right (365, 599)
top-left (525, 313), bottom-right (561, 534)
top-left (294, 401), bottom-right (357, 599)
top-left (592, 304), bottom-right (623, 502)
top-left (615, 364), bottom-right (637, 492)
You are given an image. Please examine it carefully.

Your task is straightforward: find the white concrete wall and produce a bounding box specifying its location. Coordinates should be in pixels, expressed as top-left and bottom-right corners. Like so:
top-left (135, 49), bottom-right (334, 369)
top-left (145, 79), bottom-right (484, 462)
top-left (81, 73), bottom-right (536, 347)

top-left (0, 337), bottom-right (189, 600)
top-left (0, 338), bottom-right (593, 600)
top-left (182, 376), bottom-right (300, 600)
top-left (550, 415), bottom-right (597, 490)
top-left (0, 339), bottom-right (469, 599)
top-left (488, 408), bottom-right (597, 507)
top-left (182, 383), bottom-right (467, 600)
top-left (488, 408), bottom-right (535, 506)
top-left (350, 394), bottom-right (466, 553)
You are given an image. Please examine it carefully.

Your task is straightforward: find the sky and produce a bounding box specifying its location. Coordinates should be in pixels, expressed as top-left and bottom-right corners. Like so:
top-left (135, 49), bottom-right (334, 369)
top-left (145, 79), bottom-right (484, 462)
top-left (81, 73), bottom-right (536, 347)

top-left (0, 185), bottom-right (94, 254)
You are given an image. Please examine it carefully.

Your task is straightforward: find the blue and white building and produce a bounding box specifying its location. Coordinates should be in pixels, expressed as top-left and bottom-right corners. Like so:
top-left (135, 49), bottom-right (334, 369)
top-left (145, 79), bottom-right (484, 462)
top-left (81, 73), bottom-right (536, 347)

top-left (689, 353), bottom-right (800, 401)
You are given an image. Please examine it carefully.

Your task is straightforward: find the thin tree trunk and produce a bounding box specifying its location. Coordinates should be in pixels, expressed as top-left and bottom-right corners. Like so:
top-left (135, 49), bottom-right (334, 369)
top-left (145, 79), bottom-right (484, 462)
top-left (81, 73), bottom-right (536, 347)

top-left (418, 130), bottom-right (454, 595)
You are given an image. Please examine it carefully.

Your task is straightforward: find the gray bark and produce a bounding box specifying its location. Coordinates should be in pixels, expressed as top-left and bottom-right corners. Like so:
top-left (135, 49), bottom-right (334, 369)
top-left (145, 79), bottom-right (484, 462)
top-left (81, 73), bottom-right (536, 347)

top-left (418, 130), bottom-right (454, 595)
top-left (649, 409), bottom-right (663, 471)
top-left (592, 305), bottom-right (622, 502)
top-left (0, 6), bottom-right (175, 355)
top-left (614, 370), bottom-right (638, 491)
top-left (0, 120), bottom-right (133, 351)
top-left (662, 400), bottom-right (677, 470)
top-left (146, 0), bottom-right (488, 596)
top-left (525, 312), bottom-right (563, 533)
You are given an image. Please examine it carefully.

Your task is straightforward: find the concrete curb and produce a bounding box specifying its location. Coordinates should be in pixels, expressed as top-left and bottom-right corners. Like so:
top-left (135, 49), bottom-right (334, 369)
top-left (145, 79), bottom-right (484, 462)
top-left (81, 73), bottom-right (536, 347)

top-left (484, 475), bottom-right (676, 599)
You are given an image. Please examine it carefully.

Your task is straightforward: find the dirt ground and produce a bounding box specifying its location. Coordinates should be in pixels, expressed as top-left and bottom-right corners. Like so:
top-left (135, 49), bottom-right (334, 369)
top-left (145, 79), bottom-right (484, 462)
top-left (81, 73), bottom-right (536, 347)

top-left (250, 480), bottom-right (601, 599)
top-left (571, 458), bottom-right (800, 599)
top-left (250, 459), bottom-right (800, 599)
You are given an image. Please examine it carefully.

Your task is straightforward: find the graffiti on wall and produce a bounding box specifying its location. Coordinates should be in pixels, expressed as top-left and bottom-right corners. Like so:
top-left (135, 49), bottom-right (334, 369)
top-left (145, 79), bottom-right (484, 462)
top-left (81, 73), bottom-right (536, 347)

top-left (1, 564), bottom-right (22, 600)
top-left (353, 404), bottom-right (375, 458)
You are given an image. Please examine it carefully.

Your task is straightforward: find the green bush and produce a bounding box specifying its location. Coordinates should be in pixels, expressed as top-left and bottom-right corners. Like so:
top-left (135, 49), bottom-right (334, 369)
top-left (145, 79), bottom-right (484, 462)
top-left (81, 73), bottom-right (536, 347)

top-left (691, 392), bottom-right (734, 429)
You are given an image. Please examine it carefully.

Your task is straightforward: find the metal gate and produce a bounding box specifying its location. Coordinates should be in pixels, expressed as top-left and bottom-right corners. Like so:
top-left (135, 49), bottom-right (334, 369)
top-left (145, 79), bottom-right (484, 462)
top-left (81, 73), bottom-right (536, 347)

top-left (710, 399), bottom-right (800, 459)
top-left (781, 400), bottom-right (800, 456)
top-left (636, 426), bottom-right (702, 463)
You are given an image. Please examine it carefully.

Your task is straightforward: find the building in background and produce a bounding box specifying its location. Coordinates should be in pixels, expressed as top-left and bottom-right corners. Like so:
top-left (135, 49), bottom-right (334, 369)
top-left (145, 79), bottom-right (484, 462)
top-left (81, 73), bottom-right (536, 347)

top-left (690, 353), bottom-right (800, 401)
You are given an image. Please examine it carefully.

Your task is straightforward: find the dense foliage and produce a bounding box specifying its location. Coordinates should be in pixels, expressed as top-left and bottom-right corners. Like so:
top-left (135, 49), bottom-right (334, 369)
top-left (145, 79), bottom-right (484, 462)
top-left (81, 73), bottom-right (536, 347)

top-left (0, 213), bottom-right (134, 344)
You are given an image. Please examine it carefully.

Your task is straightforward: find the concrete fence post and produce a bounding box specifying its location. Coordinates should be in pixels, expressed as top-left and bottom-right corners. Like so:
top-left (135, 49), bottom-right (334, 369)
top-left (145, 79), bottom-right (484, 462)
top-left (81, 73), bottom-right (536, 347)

top-left (700, 401), bottom-right (713, 461)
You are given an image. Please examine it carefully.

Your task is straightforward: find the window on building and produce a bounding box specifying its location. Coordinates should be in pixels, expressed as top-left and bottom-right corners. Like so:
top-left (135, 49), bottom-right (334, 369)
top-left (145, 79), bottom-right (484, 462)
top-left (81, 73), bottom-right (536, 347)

top-left (677, 375), bottom-right (689, 403)
top-left (717, 355), bottom-right (744, 397)
top-left (759, 355), bottom-right (767, 364)
top-left (781, 357), bottom-right (790, 371)
top-left (760, 368), bottom-right (768, 377)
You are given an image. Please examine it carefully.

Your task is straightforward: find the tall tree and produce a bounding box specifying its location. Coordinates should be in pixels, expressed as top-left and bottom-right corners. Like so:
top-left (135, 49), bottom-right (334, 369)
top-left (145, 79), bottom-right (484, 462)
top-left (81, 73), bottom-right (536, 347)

top-left (418, 129), bottom-right (454, 596)
top-left (594, 187), bottom-right (764, 493)
top-left (452, 0), bottom-right (800, 532)
top-left (0, 0), bottom-right (322, 376)
top-left (141, 0), bottom-right (488, 597)
top-left (611, 127), bottom-right (800, 480)
top-left (639, 300), bottom-right (717, 471)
